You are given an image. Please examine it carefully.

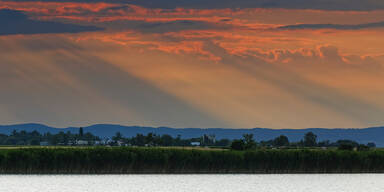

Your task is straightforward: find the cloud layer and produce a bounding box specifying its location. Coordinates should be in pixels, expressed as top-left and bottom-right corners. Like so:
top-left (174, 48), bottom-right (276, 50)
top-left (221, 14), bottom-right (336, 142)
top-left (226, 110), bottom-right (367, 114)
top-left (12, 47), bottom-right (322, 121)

top-left (4, 0), bottom-right (384, 10)
top-left (0, 9), bottom-right (101, 35)
top-left (278, 21), bottom-right (384, 30)
top-left (0, 1), bottom-right (384, 128)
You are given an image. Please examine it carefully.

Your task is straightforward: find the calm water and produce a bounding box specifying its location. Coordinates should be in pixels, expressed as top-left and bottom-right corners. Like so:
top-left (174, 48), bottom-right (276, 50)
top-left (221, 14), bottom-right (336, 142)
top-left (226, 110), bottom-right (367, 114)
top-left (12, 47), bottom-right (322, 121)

top-left (0, 174), bottom-right (383, 192)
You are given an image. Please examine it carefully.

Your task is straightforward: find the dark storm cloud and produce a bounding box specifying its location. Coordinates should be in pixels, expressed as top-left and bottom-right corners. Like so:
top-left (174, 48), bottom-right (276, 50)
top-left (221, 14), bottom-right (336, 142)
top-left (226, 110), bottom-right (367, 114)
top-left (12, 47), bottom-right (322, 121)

top-left (0, 9), bottom-right (102, 35)
top-left (4, 0), bottom-right (384, 11)
top-left (278, 21), bottom-right (384, 30)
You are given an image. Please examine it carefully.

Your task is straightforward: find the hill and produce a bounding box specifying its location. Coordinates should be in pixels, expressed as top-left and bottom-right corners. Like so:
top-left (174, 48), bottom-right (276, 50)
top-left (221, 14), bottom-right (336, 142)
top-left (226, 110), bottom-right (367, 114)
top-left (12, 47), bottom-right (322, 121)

top-left (0, 123), bottom-right (383, 146)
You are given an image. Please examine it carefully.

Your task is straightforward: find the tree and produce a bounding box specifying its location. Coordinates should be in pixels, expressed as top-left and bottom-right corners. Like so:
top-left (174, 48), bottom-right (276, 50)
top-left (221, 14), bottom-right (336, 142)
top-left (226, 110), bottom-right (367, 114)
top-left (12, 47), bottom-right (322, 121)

top-left (230, 139), bottom-right (245, 150)
top-left (145, 133), bottom-right (154, 146)
top-left (303, 132), bottom-right (317, 147)
top-left (160, 134), bottom-right (173, 146)
top-left (358, 144), bottom-right (370, 151)
top-left (338, 143), bottom-right (354, 151)
top-left (367, 142), bottom-right (376, 148)
top-left (334, 140), bottom-right (359, 151)
top-left (112, 132), bottom-right (123, 143)
top-left (216, 139), bottom-right (231, 147)
top-left (79, 127), bottom-right (84, 138)
top-left (84, 132), bottom-right (95, 144)
top-left (31, 130), bottom-right (40, 137)
top-left (174, 134), bottom-right (182, 146)
top-left (243, 134), bottom-right (256, 150)
top-left (30, 139), bottom-right (40, 146)
top-left (11, 130), bottom-right (17, 136)
top-left (273, 135), bottom-right (289, 147)
top-left (318, 140), bottom-right (330, 147)
top-left (133, 134), bottom-right (146, 146)
top-left (260, 140), bottom-right (274, 147)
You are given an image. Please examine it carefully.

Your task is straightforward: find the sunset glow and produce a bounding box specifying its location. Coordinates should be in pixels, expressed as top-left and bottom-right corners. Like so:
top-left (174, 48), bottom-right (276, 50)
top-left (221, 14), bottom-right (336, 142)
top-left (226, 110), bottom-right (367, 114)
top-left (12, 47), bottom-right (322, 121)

top-left (1, 0), bottom-right (384, 128)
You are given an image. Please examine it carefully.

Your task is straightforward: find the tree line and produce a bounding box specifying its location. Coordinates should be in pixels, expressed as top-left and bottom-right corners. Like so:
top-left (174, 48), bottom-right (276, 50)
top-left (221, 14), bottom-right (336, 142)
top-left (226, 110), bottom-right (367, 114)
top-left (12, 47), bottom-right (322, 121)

top-left (112, 132), bottom-right (230, 147)
top-left (0, 129), bottom-right (229, 147)
top-left (230, 132), bottom-right (376, 151)
top-left (0, 129), bottom-right (100, 146)
top-left (0, 130), bottom-right (377, 150)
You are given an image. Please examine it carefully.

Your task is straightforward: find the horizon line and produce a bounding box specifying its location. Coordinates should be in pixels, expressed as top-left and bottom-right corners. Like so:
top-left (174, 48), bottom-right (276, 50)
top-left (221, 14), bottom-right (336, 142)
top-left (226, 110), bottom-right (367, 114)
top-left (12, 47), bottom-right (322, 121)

top-left (0, 123), bottom-right (383, 130)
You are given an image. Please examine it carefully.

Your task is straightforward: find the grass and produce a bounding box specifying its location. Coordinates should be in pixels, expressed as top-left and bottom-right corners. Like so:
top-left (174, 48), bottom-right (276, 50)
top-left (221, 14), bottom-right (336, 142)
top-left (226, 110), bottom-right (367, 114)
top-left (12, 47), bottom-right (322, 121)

top-left (0, 147), bottom-right (382, 174)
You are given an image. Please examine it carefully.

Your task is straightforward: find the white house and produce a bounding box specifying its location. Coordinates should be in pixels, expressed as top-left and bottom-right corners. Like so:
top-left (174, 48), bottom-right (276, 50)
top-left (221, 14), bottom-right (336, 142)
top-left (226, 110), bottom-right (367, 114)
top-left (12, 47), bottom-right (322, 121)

top-left (76, 140), bottom-right (88, 145)
top-left (191, 142), bottom-right (201, 146)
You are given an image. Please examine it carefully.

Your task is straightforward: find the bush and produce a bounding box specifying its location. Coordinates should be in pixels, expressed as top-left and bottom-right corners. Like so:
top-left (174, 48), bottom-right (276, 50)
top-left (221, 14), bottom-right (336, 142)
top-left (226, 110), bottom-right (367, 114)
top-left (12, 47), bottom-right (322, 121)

top-left (357, 144), bottom-right (370, 151)
top-left (338, 143), bottom-right (354, 151)
top-left (230, 140), bottom-right (245, 150)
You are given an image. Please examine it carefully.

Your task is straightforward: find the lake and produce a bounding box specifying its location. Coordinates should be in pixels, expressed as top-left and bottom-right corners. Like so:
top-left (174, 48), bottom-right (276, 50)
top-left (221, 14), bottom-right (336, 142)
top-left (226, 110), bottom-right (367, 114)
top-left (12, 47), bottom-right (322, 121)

top-left (0, 174), bottom-right (383, 192)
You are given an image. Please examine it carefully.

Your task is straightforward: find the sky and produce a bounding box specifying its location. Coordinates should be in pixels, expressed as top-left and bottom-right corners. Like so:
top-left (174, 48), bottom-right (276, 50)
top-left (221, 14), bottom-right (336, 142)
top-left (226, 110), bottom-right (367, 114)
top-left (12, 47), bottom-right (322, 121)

top-left (1, 0), bottom-right (384, 129)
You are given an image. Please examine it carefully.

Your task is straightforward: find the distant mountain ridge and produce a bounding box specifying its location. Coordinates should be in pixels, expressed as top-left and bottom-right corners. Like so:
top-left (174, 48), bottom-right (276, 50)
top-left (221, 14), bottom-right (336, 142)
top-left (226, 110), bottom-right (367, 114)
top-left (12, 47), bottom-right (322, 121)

top-left (0, 123), bottom-right (383, 146)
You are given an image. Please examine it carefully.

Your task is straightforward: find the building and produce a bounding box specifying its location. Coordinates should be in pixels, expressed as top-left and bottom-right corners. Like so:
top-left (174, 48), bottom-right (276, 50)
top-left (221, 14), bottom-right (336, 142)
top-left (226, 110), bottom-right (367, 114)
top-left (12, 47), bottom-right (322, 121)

top-left (202, 134), bottom-right (216, 145)
top-left (191, 142), bottom-right (201, 146)
top-left (117, 140), bottom-right (124, 146)
top-left (94, 141), bottom-right (102, 145)
top-left (39, 141), bottom-right (49, 146)
top-left (76, 140), bottom-right (88, 145)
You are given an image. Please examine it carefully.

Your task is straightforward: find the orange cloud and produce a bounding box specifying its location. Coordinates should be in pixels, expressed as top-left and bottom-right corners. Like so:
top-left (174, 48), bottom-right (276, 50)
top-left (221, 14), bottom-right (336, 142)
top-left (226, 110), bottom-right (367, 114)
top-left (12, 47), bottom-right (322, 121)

top-left (2, 1), bottom-right (384, 129)
top-left (4, 1), bottom-right (382, 65)
top-left (72, 31), bottom-right (222, 61)
top-left (4, 1), bottom-right (384, 37)
top-left (150, 41), bottom-right (222, 62)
